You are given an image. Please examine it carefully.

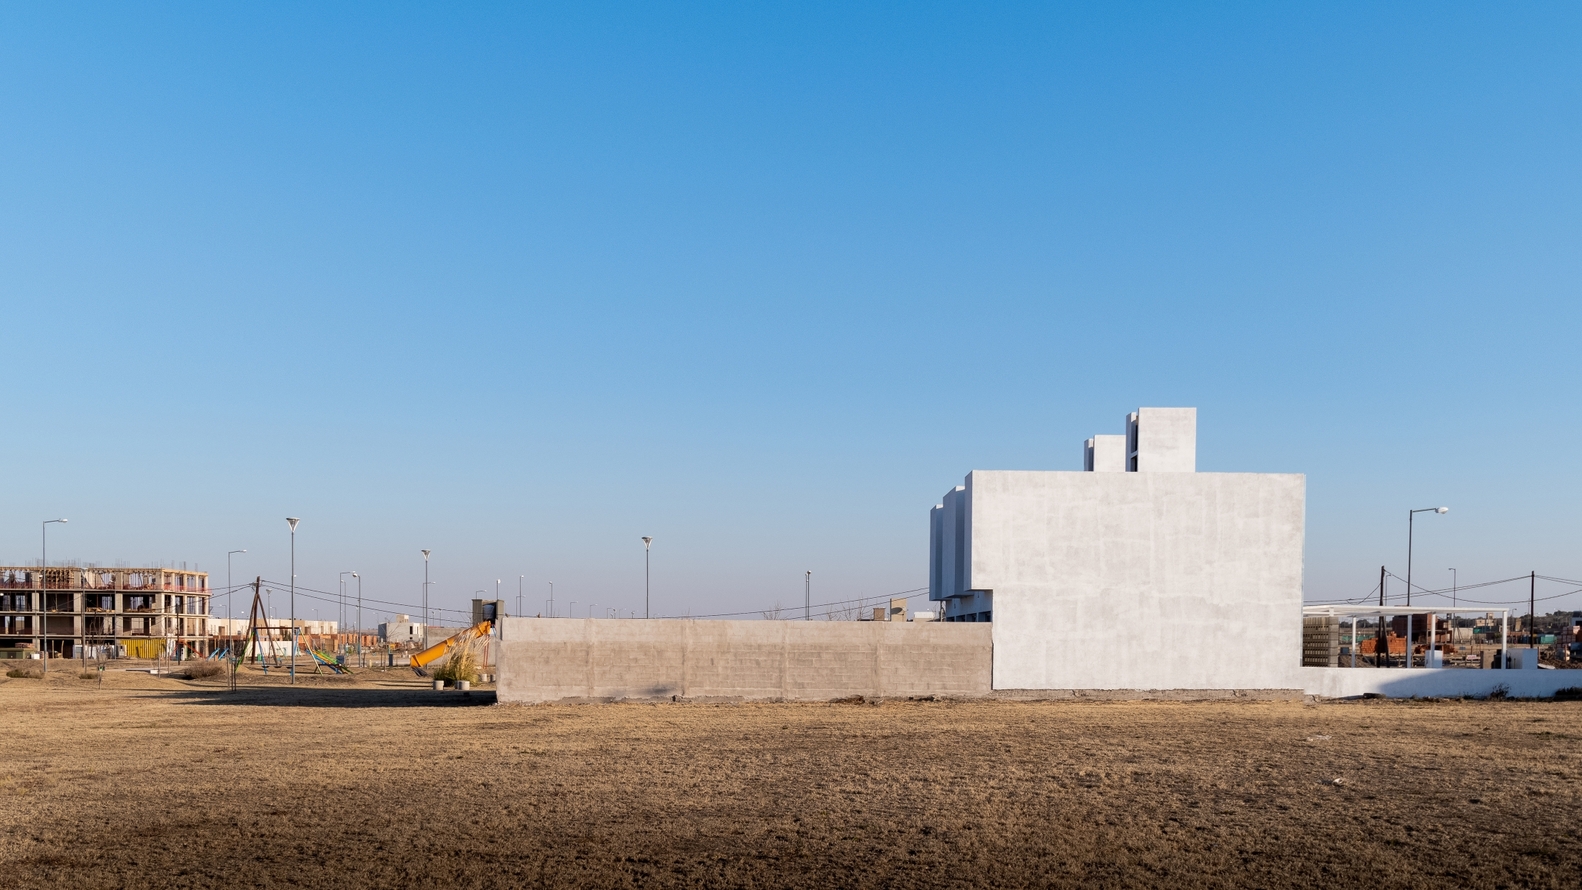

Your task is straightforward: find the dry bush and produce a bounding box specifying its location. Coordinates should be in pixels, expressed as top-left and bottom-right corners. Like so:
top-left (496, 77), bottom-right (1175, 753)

top-left (77, 672), bottom-right (97, 680)
top-left (431, 640), bottom-right (479, 684)
top-left (6, 666), bottom-right (42, 679)
top-left (175, 661), bottom-right (225, 680)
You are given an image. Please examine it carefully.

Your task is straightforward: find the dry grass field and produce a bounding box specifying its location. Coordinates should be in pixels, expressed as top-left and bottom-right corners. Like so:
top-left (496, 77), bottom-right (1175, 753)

top-left (2, 668), bottom-right (1580, 889)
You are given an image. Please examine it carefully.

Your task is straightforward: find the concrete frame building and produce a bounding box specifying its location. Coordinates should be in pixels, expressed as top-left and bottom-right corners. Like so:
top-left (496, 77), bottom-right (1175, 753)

top-left (0, 565), bottom-right (213, 659)
top-left (930, 408), bottom-right (1309, 692)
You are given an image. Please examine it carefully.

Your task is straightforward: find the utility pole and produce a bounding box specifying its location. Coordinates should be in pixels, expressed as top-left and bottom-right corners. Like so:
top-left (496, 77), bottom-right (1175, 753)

top-left (1377, 565), bottom-right (1386, 669)
top-left (1530, 571), bottom-right (1536, 649)
top-left (805, 571), bottom-right (811, 622)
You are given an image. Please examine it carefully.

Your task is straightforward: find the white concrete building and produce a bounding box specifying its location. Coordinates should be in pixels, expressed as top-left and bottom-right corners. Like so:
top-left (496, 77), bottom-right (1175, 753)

top-left (930, 407), bottom-right (1308, 692)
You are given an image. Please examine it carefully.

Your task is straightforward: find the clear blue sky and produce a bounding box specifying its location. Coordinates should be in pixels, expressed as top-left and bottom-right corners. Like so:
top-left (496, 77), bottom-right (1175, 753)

top-left (4, 3), bottom-right (1579, 624)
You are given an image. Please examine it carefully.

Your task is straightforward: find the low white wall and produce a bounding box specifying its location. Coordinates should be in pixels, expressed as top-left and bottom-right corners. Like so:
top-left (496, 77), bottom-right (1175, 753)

top-left (1303, 666), bottom-right (1582, 699)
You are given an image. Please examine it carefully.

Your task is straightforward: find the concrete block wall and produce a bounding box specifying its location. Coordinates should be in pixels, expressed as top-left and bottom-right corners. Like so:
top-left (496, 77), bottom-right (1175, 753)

top-left (496, 617), bottom-right (993, 703)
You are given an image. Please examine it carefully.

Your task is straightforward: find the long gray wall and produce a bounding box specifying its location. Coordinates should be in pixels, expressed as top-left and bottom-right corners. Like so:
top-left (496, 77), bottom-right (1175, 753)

top-left (497, 617), bottom-right (992, 703)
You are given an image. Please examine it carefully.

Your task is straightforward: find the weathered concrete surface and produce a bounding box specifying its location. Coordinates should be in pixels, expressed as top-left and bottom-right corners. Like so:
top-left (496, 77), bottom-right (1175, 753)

top-left (968, 470), bottom-right (1306, 692)
top-left (1303, 666), bottom-right (1582, 699)
top-left (497, 618), bottom-right (993, 703)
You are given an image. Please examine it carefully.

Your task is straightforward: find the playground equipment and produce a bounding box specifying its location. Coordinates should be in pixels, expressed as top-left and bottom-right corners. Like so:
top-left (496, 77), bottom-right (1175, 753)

top-left (409, 620), bottom-right (492, 675)
top-left (308, 648), bottom-right (353, 675)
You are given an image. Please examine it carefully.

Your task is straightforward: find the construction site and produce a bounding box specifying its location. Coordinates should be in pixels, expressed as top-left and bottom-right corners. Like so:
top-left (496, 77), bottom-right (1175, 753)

top-left (5, 407), bottom-right (1581, 889)
top-left (0, 564), bottom-right (216, 659)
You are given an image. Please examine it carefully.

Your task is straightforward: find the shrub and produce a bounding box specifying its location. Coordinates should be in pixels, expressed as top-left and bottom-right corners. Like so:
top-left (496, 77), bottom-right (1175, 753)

top-left (175, 662), bottom-right (225, 680)
top-left (78, 671), bottom-right (98, 680)
top-left (431, 640), bottom-right (480, 684)
top-left (6, 667), bottom-right (42, 679)
top-left (1554, 686), bottom-right (1582, 701)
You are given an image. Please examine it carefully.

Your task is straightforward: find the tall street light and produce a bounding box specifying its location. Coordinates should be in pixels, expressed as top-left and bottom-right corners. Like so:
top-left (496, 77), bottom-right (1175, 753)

top-left (642, 537), bottom-right (653, 619)
top-left (40, 518), bottom-right (67, 674)
top-left (339, 571), bottom-right (353, 642)
top-left (287, 517), bottom-right (300, 685)
top-left (548, 581), bottom-right (554, 618)
top-left (518, 575), bottom-right (524, 619)
top-left (352, 571), bottom-right (361, 665)
top-left (1405, 506), bottom-right (1448, 668)
top-left (227, 550), bottom-right (247, 633)
top-left (1405, 507), bottom-right (1449, 606)
top-left (805, 571), bottom-right (811, 622)
top-left (421, 550), bottom-right (431, 650)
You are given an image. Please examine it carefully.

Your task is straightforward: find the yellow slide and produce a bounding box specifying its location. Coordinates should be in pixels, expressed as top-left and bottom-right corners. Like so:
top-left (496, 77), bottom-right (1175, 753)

top-left (409, 620), bottom-right (491, 671)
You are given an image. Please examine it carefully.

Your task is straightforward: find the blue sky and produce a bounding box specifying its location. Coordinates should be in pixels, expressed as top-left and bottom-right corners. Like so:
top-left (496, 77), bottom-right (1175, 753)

top-left (3, 3), bottom-right (1579, 624)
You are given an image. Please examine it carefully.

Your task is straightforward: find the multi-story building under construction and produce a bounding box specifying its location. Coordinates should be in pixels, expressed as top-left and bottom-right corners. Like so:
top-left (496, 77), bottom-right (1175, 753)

top-left (0, 565), bottom-right (213, 659)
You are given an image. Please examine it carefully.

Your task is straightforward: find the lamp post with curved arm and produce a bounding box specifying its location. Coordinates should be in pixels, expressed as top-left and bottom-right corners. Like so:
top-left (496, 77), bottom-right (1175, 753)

top-left (227, 550), bottom-right (247, 633)
top-left (40, 519), bottom-right (67, 674)
top-left (1405, 506), bottom-right (1448, 668)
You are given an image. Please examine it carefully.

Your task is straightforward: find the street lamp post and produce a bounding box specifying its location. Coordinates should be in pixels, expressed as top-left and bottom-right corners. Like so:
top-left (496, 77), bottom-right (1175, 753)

top-left (589, 603), bottom-right (597, 618)
top-left (1405, 506), bottom-right (1448, 668)
top-left (642, 537), bottom-right (653, 619)
top-left (339, 571), bottom-right (353, 647)
top-left (421, 550), bottom-right (431, 651)
top-left (287, 517), bottom-right (300, 684)
top-left (518, 575), bottom-right (523, 619)
top-left (227, 550), bottom-right (247, 636)
top-left (805, 571), bottom-right (811, 622)
top-left (40, 519), bottom-right (67, 674)
top-left (352, 572), bottom-right (361, 665)
top-left (548, 582), bottom-right (554, 618)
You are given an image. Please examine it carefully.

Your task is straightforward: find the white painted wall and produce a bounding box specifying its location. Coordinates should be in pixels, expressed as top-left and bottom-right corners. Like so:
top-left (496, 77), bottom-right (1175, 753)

top-left (1083, 434), bottom-right (1126, 472)
top-left (966, 469), bottom-right (1306, 690)
top-left (1128, 407), bottom-right (1196, 472)
top-left (1303, 665), bottom-right (1577, 699)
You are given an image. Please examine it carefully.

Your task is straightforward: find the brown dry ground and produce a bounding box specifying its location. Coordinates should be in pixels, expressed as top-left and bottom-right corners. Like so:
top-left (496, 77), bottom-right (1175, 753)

top-left (2, 669), bottom-right (1581, 889)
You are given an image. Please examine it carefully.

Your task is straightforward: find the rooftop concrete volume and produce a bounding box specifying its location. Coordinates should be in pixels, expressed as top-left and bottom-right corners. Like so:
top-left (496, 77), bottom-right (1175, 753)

top-left (496, 617), bottom-right (992, 703)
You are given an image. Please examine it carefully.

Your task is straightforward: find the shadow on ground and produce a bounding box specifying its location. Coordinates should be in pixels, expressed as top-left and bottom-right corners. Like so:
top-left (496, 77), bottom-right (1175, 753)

top-left (150, 686), bottom-right (498, 708)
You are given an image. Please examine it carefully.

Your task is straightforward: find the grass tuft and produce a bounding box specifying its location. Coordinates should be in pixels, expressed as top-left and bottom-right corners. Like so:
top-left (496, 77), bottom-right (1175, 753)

top-left (432, 640), bottom-right (480, 684)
